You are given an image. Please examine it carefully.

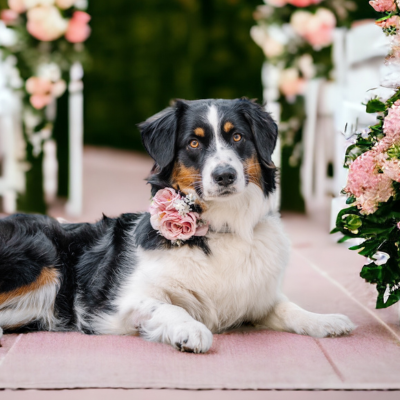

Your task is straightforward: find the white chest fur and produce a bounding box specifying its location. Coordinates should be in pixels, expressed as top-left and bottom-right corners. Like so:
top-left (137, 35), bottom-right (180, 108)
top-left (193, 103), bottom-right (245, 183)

top-left (110, 185), bottom-right (290, 335)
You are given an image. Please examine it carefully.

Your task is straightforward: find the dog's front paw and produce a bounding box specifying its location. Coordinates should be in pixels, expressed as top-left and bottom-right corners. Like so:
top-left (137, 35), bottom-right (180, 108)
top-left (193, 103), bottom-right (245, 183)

top-left (171, 321), bottom-right (213, 353)
top-left (305, 314), bottom-right (356, 338)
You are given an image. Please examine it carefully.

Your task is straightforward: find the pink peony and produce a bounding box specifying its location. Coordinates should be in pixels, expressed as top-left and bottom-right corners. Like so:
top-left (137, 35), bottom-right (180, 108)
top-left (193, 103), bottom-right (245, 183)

top-left (158, 211), bottom-right (198, 241)
top-left (1, 9), bottom-right (19, 24)
top-left (65, 11), bottom-right (91, 43)
top-left (30, 93), bottom-right (52, 109)
top-left (369, 0), bottom-right (397, 12)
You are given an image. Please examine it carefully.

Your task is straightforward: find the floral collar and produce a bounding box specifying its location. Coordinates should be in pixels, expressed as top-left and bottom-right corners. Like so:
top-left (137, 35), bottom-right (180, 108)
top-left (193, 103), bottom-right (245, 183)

top-left (149, 188), bottom-right (209, 246)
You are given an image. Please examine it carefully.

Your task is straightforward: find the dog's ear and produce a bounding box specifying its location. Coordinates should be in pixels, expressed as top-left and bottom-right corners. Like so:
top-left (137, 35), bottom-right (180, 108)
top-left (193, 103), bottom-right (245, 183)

top-left (138, 100), bottom-right (188, 169)
top-left (238, 98), bottom-right (278, 167)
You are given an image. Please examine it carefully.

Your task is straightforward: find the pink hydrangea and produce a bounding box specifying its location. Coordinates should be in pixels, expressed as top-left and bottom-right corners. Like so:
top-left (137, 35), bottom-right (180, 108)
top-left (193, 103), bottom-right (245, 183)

top-left (381, 157), bottom-right (400, 182)
top-left (369, 0), bottom-right (397, 12)
top-left (345, 150), bottom-right (395, 214)
top-left (378, 100), bottom-right (400, 151)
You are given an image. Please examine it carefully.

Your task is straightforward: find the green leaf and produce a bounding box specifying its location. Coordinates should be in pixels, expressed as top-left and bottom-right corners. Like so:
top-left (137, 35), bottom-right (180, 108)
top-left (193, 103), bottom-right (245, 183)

top-left (338, 235), bottom-right (353, 243)
top-left (366, 99), bottom-right (386, 113)
top-left (346, 196), bottom-right (356, 205)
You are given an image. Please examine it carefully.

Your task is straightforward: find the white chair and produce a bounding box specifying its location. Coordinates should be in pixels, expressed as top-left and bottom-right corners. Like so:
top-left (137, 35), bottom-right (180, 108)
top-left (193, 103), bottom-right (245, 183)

top-left (330, 23), bottom-right (391, 228)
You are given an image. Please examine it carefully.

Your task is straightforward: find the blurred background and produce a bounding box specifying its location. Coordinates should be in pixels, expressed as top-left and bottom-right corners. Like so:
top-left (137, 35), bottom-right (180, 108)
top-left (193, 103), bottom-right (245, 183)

top-left (0, 0), bottom-right (389, 226)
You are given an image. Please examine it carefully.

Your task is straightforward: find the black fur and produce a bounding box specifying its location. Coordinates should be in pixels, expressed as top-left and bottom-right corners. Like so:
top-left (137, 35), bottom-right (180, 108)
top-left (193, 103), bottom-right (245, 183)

top-left (0, 98), bottom-right (276, 334)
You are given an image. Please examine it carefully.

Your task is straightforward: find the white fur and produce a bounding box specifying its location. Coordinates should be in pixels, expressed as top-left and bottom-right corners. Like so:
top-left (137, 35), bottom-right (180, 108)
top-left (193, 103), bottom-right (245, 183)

top-left (0, 271), bottom-right (61, 331)
top-left (202, 105), bottom-right (246, 199)
top-left (93, 183), bottom-right (355, 352)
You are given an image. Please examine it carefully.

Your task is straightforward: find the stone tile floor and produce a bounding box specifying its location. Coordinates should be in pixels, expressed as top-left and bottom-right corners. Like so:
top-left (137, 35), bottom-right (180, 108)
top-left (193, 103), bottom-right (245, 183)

top-left (1, 147), bottom-right (400, 398)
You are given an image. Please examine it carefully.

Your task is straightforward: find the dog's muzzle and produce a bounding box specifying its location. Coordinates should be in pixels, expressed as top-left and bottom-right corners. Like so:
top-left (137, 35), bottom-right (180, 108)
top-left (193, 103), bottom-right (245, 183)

top-left (212, 165), bottom-right (237, 187)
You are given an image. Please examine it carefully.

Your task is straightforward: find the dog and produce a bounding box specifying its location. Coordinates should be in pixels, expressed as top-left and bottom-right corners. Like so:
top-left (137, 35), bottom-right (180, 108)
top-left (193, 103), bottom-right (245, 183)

top-left (0, 98), bottom-right (355, 352)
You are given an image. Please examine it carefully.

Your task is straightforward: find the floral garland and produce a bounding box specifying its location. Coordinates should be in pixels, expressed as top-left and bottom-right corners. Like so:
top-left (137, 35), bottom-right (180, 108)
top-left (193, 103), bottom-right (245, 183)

top-left (332, 0), bottom-right (400, 309)
top-left (0, 0), bottom-right (90, 211)
top-left (149, 188), bottom-right (209, 246)
top-left (250, 0), bottom-right (364, 158)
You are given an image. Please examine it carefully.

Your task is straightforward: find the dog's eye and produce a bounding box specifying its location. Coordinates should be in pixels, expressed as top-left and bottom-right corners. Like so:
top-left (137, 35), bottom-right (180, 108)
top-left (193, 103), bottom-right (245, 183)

top-left (189, 140), bottom-right (199, 148)
top-left (233, 134), bottom-right (242, 142)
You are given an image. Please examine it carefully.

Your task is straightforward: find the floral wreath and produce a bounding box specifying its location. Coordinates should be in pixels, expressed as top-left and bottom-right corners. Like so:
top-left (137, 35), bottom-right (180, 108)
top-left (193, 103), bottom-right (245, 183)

top-left (149, 188), bottom-right (209, 246)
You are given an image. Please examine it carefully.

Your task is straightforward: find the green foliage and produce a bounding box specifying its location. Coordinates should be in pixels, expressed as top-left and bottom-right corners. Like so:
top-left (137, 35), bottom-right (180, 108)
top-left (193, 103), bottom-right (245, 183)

top-left (366, 98), bottom-right (386, 113)
top-left (84, 0), bottom-right (264, 151)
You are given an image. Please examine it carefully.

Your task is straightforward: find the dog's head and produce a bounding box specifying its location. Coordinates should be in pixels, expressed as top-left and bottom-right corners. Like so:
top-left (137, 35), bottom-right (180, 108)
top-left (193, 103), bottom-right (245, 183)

top-left (139, 98), bottom-right (278, 201)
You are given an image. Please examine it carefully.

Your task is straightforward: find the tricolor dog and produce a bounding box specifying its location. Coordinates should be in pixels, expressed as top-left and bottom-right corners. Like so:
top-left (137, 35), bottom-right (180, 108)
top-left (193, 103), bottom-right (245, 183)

top-left (0, 98), bottom-right (355, 352)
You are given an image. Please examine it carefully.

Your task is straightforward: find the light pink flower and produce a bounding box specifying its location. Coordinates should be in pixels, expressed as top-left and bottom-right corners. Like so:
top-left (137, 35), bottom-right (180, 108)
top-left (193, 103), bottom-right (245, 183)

top-left (345, 150), bottom-right (395, 214)
top-left (158, 211), bottom-right (198, 241)
top-left (378, 100), bottom-right (400, 151)
top-left (30, 93), bottom-right (52, 109)
top-left (397, 221), bottom-right (400, 229)
top-left (1, 9), bottom-right (19, 24)
top-left (381, 157), bottom-right (400, 182)
top-left (369, 0), bottom-right (397, 12)
top-left (27, 5), bottom-right (68, 41)
top-left (287, 0), bottom-right (321, 7)
top-left (7, 0), bottom-right (25, 14)
top-left (376, 15), bottom-right (400, 29)
top-left (279, 68), bottom-right (306, 98)
top-left (65, 11), bottom-right (91, 43)
top-left (26, 76), bottom-right (52, 95)
top-left (150, 187), bottom-right (181, 214)
top-left (194, 222), bottom-right (209, 236)
top-left (290, 9), bottom-right (336, 48)
top-left (56, 0), bottom-right (77, 9)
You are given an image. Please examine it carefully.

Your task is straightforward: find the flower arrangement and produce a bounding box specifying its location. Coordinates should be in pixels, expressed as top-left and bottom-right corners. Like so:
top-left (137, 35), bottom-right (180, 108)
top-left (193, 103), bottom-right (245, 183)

top-left (149, 188), bottom-right (209, 246)
top-left (251, 1), bottom-right (376, 210)
top-left (332, 0), bottom-right (400, 309)
top-left (0, 0), bottom-right (91, 212)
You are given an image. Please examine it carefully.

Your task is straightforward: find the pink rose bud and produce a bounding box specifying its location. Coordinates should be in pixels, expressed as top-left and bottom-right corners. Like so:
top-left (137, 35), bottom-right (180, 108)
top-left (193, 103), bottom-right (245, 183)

top-left (65, 11), bottom-right (91, 43)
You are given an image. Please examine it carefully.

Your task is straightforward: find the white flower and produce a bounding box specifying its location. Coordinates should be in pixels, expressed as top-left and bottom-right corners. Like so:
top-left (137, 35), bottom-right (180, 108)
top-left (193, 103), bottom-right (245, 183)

top-left (174, 199), bottom-right (190, 216)
top-left (37, 62), bottom-right (61, 82)
top-left (24, 0), bottom-right (55, 8)
top-left (290, 11), bottom-right (311, 36)
top-left (0, 21), bottom-right (17, 47)
top-left (298, 54), bottom-right (315, 80)
top-left (74, 0), bottom-right (87, 9)
top-left (263, 0), bottom-right (286, 6)
top-left (250, 25), bottom-right (285, 58)
top-left (55, 0), bottom-right (76, 9)
top-left (365, 251), bottom-right (390, 266)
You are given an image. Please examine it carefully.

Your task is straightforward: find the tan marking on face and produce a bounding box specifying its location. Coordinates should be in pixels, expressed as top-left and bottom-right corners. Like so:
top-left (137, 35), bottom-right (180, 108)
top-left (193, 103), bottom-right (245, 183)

top-left (194, 128), bottom-right (205, 137)
top-left (244, 155), bottom-right (262, 188)
top-left (0, 267), bottom-right (58, 305)
top-left (171, 163), bottom-right (200, 192)
top-left (224, 121), bottom-right (234, 133)
top-left (171, 163), bottom-right (207, 209)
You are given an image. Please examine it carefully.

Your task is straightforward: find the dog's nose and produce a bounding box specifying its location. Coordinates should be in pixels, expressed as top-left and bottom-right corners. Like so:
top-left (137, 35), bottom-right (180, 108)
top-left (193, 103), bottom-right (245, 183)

top-left (212, 166), bottom-right (237, 187)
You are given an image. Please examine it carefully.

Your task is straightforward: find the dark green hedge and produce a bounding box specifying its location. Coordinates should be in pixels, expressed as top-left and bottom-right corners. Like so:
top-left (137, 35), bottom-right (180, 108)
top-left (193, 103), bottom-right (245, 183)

top-left (84, 0), bottom-right (264, 151)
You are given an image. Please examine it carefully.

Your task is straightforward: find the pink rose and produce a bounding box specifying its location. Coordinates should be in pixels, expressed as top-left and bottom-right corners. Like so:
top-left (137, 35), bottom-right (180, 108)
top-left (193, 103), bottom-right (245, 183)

top-left (369, 0), bottom-right (397, 12)
top-left (150, 187), bottom-right (181, 214)
top-left (158, 211), bottom-right (198, 241)
top-left (65, 11), bottom-right (91, 43)
top-left (30, 94), bottom-right (52, 109)
top-left (194, 222), bottom-right (209, 236)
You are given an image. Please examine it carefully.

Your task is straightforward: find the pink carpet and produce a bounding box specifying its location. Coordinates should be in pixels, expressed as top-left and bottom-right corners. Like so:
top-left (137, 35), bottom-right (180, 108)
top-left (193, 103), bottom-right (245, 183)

top-left (1, 148), bottom-right (400, 390)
